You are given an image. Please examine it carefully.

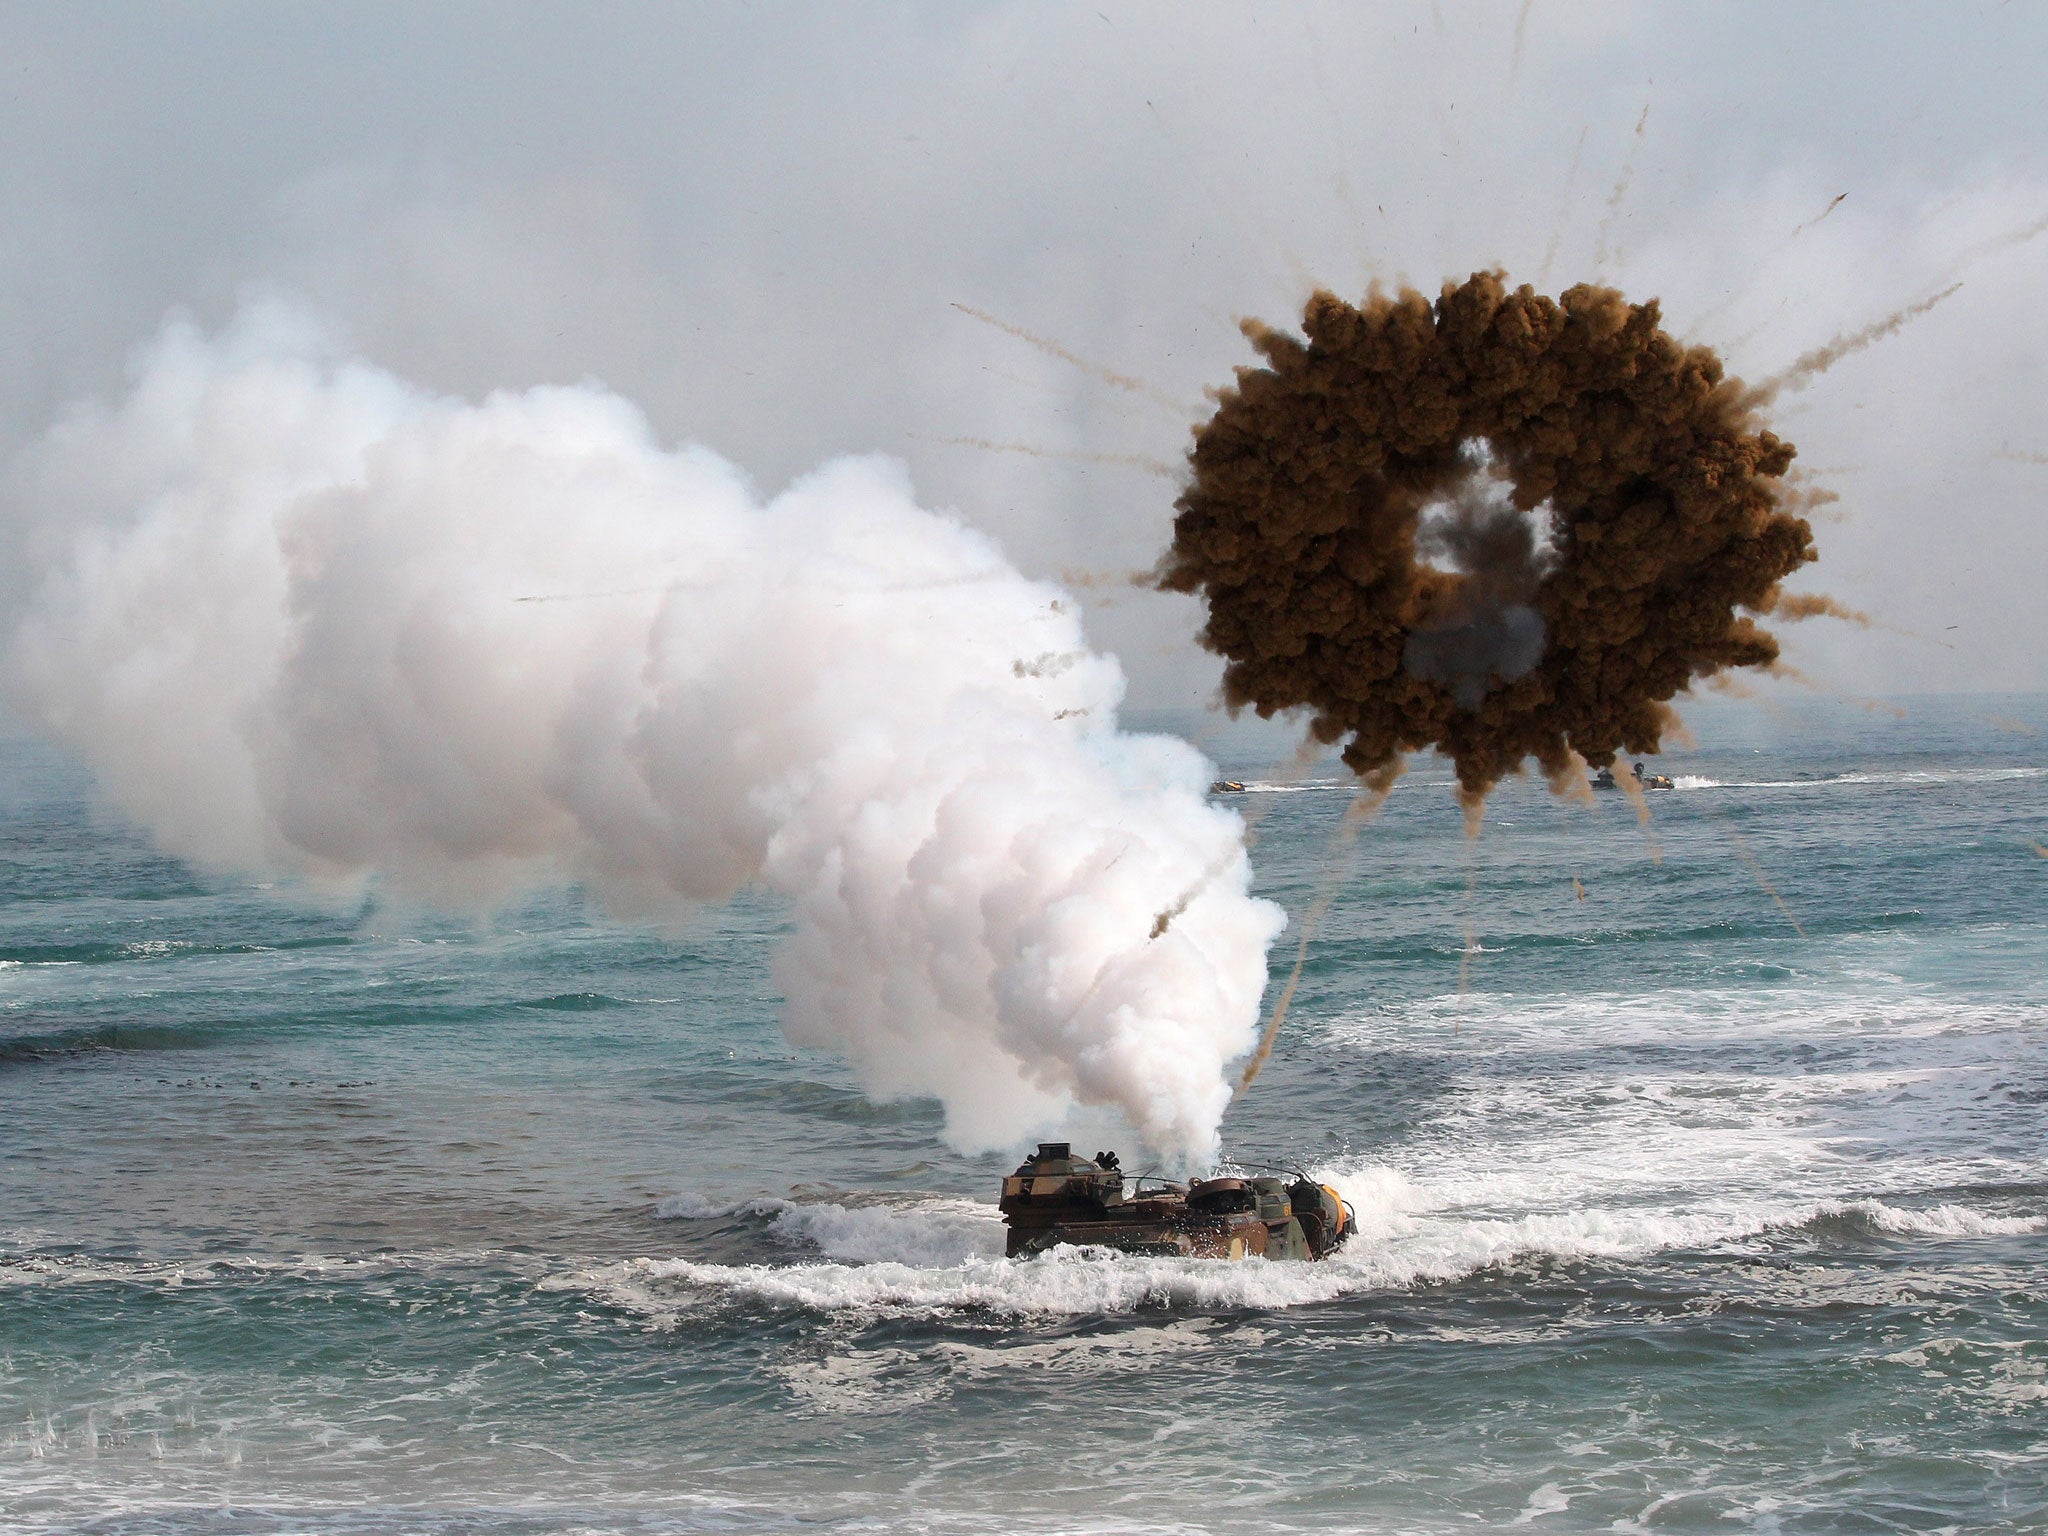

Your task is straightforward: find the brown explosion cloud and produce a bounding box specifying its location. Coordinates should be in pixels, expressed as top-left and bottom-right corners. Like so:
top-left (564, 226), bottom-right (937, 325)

top-left (1160, 271), bottom-right (1817, 803)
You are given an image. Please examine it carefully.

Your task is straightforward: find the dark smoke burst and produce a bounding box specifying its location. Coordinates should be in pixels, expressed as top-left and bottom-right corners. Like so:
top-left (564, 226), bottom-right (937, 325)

top-left (1161, 271), bottom-right (1815, 802)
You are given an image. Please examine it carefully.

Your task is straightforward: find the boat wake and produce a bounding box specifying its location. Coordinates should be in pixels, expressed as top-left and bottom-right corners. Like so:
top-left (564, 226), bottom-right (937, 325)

top-left (1672, 766), bottom-right (2045, 791)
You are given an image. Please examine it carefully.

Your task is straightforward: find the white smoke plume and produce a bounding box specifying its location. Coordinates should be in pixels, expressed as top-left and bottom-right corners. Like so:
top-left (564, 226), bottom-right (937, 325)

top-left (4, 304), bottom-right (1284, 1167)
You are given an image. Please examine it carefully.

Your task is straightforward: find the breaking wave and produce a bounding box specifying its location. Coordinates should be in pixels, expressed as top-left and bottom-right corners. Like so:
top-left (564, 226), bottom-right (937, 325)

top-left (557, 1177), bottom-right (2042, 1323)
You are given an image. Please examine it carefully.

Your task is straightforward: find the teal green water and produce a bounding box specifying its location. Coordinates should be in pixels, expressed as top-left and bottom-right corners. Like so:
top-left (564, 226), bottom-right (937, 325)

top-left (3, 695), bottom-right (2045, 1533)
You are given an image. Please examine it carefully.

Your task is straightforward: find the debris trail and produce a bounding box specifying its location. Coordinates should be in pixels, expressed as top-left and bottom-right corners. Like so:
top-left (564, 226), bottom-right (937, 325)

top-left (1713, 818), bottom-right (1807, 938)
top-left (1057, 567), bottom-right (1157, 592)
top-left (1593, 104), bottom-right (1650, 273)
top-left (1691, 192), bottom-right (1849, 334)
top-left (1293, 4), bottom-right (1372, 279)
top-left (949, 302), bottom-right (1194, 417)
top-left (923, 435), bottom-right (1180, 479)
top-left (1747, 283), bottom-right (1963, 405)
top-left (1616, 765), bottom-right (1663, 865)
top-left (1976, 714), bottom-right (2036, 737)
top-left (1937, 206), bottom-right (2048, 285)
top-left (1538, 127), bottom-right (1588, 288)
top-left (1162, 271), bottom-right (1815, 806)
top-left (1734, 839), bottom-right (1805, 937)
top-left (1772, 593), bottom-right (1870, 625)
top-left (1237, 786), bottom-right (1388, 1092)
top-left (1770, 590), bottom-right (1953, 650)
top-left (1798, 191), bottom-right (1850, 237)
top-left (1454, 852), bottom-right (1481, 1006)
top-left (1767, 660), bottom-right (1909, 719)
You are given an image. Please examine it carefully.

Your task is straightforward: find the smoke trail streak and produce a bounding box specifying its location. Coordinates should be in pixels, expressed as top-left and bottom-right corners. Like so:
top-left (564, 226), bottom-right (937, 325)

top-left (1538, 127), bottom-right (1589, 288)
top-left (1771, 590), bottom-right (1953, 650)
top-left (1057, 567), bottom-right (1155, 593)
top-left (1767, 660), bottom-right (1909, 719)
top-left (1148, 842), bottom-right (1249, 941)
top-left (1091, 9), bottom-right (1309, 308)
top-left (3, 306), bottom-right (1285, 1169)
top-left (1716, 820), bottom-right (1807, 938)
top-left (1236, 788), bottom-right (1386, 1092)
top-left (1593, 103), bottom-right (1650, 274)
top-left (921, 435), bottom-right (1180, 479)
top-left (1692, 193), bottom-right (1849, 335)
top-left (1996, 447), bottom-right (2048, 465)
top-left (1773, 593), bottom-right (1870, 625)
top-left (517, 568), bottom-right (1019, 606)
top-left (1452, 838), bottom-right (1483, 1030)
top-left (514, 584), bottom-right (678, 604)
top-left (1937, 207), bottom-right (2048, 285)
top-left (1615, 766), bottom-right (1663, 865)
top-left (1977, 714), bottom-right (2036, 737)
top-left (1778, 481), bottom-right (1846, 523)
top-left (1509, 0), bottom-right (1534, 90)
top-left (1293, 3), bottom-right (1373, 285)
top-left (948, 303), bottom-right (1193, 417)
top-left (1798, 191), bottom-right (1850, 237)
top-left (1728, 203), bottom-right (2048, 403)
top-left (1747, 283), bottom-right (1963, 405)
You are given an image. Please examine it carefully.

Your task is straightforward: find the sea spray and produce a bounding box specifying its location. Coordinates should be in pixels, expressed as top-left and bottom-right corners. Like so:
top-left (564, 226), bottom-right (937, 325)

top-left (2, 304), bottom-right (1284, 1165)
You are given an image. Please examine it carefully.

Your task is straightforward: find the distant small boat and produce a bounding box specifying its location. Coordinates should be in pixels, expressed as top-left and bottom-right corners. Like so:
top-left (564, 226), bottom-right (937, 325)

top-left (1593, 763), bottom-right (1673, 792)
top-left (1210, 779), bottom-right (1247, 794)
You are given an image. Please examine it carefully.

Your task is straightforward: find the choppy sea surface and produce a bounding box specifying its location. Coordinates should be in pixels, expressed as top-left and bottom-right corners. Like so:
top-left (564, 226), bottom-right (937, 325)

top-left (3, 692), bottom-right (2045, 1534)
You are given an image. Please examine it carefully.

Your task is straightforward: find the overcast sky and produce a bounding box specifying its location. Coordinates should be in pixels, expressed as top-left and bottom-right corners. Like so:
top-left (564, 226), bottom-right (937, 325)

top-left (4, 0), bottom-right (2045, 710)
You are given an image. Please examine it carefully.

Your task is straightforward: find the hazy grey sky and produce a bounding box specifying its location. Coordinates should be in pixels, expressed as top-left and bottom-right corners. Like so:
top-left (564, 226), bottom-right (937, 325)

top-left (5, 0), bottom-right (2045, 706)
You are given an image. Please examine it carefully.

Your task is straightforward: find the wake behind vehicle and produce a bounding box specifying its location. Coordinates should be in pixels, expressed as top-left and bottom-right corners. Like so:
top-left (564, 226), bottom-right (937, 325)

top-left (999, 1143), bottom-right (1353, 1261)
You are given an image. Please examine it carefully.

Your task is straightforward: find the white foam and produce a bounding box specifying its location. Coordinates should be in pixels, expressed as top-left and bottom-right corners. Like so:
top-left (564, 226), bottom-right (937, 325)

top-left (778, 1317), bottom-right (1251, 1410)
top-left (0, 1248), bottom-right (532, 1290)
top-left (655, 1189), bottom-right (1005, 1265)
top-left (1666, 766), bottom-right (2043, 792)
top-left (1829, 1199), bottom-right (2045, 1238)
top-left (564, 976), bottom-right (2048, 1324)
top-left (1510, 1482), bottom-right (1571, 1524)
top-left (557, 1176), bottom-right (2042, 1323)
top-left (651, 1191), bottom-right (795, 1221)
top-left (767, 1196), bottom-right (1006, 1266)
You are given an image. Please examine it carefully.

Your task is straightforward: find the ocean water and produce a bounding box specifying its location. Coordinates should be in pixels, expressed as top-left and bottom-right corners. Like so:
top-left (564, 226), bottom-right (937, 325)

top-left (3, 692), bottom-right (2045, 1534)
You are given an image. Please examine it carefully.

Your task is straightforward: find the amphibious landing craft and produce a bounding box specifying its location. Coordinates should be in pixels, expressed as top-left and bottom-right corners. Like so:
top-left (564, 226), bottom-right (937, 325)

top-left (1592, 762), bottom-right (1674, 791)
top-left (999, 1143), bottom-right (1354, 1261)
